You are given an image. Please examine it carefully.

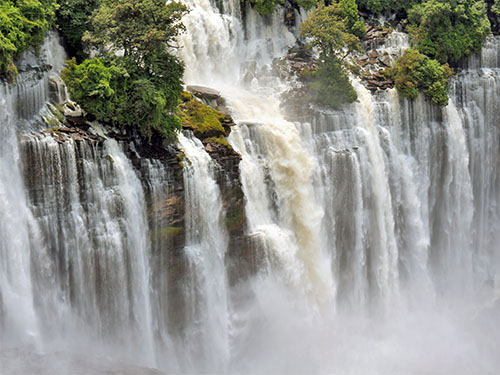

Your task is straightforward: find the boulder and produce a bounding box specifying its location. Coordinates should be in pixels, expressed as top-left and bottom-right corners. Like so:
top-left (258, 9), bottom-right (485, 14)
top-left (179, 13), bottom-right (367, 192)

top-left (63, 101), bottom-right (87, 126)
top-left (186, 85), bottom-right (221, 101)
top-left (186, 85), bottom-right (226, 109)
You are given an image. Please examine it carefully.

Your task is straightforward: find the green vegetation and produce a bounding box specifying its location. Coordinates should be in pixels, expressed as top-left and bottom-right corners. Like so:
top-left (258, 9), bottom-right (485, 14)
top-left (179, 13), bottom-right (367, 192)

top-left (301, 56), bottom-right (358, 108)
top-left (225, 203), bottom-right (245, 231)
top-left (179, 96), bottom-right (230, 138)
top-left (354, 0), bottom-right (491, 105)
top-left (204, 136), bottom-right (231, 147)
top-left (388, 49), bottom-right (454, 105)
top-left (56, 0), bottom-right (100, 60)
top-left (493, 0), bottom-right (500, 15)
top-left (355, 0), bottom-right (420, 14)
top-left (62, 0), bottom-right (188, 142)
top-left (249, 0), bottom-right (284, 15)
top-left (407, 0), bottom-right (490, 64)
top-left (62, 54), bottom-right (184, 141)
top-left (0, 0), bottom-right (57, 81)
top-left (300, 1), bottom-right (363, 108)
top-left (296, 0), bottom-right (318, 11)
top-left (81, 0), bottom-right (187, 68)
top-left (151, 226), bottom-right (185, 242)
top-left (301, 1), bottom-right (364, 56)
top-left (340, 0), bottom-right (367, 38)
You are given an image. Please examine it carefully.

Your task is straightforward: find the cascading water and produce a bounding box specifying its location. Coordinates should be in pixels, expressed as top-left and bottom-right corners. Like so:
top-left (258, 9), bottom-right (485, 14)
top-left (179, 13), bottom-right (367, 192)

top-left (21, 136), bottom-right (156, 363)
top-left (2, 1), bottom-right (500, 374)
top-left (0, 78), bottom-right (41, 351)
top-left (0, 33), bottom-right (67, 351)
top-left (177, 133), bottom-right (230, 372)
top-left (176, 0), bottom-right (500, 372)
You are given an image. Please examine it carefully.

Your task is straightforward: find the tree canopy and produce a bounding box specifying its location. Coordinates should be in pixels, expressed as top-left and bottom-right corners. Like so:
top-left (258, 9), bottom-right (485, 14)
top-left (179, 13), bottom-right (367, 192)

top-left (83, 0), bottom-right (187, 68)
top-left (62, 0), bottom-right (188, 143)
top-left (407, 0), bottom-right (491, 64)
top-left (355, 0), bottom-right (420, 14)
top-left (300, 1), bottom-right (364, 109)
top-left (388, 49), bottom-right (454, 105)
top-left (301, 1), bottom-right (364, 58)
top-left (56, 0), bottom-right (100, 60)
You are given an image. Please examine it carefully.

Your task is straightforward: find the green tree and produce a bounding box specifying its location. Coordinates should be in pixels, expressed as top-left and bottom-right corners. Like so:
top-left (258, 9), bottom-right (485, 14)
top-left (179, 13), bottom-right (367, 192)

top-left (249, 0), bottom-right (284, 15)
top-left (340, 0), bottom-right (366, 38)
top-left (389, 49), bottom-right (454, 105)
top-left (493, 0), bottom-right (500, 15)
top-left (296, 0), bottom-right (318, 11)
top-left (302, 55), bottom-right (358, 108)
top-left (407, 0), bottom-right (490, 64)
top-left (83, 0), bottom-right (188, 70)
top-left (300, 1), bottom-right (364, 108)
top-left (62, 0), bottom-right (188, 142)
top-left (56, 0), bottom-right (100, 60)
top-left (301, 1), bottom-right (363, 58)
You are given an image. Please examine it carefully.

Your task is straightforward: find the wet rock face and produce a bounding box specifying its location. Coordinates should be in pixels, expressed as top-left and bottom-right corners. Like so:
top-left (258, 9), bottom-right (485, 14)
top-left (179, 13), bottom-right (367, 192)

top-left (360, 71), bottom-right (394, 92)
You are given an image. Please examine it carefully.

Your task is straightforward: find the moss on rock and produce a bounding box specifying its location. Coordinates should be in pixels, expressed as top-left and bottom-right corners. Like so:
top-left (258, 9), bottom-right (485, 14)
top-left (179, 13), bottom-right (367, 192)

top-left (179, 94), bottom-right (233, 139)
top-left (151, 226), bottom-right (185, 241)
top-left (225, 200), bottom-right (245, 232)
top-left (204, 136), bottom-right (231, 148)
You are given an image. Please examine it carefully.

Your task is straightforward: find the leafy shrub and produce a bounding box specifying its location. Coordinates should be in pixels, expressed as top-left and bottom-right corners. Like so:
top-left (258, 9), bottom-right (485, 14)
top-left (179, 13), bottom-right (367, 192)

top-left (493, 0), bottom-right (500, 15)
top-left (249, 0), bottom-right (284, 15)
top-left (389, 49), bottom-right (454, 105)
top-left (407, 0), bottom-right (491, 64)
top-left (296, 0), bottom-right (318, 11)
top-left (61, 57), bottom-right (122, 121)
top-left (340, 0), bottom-right (367, 38)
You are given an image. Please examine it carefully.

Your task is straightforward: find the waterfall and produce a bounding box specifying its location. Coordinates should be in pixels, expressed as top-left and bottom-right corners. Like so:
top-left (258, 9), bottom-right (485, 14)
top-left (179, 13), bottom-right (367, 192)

top-left (20, 136), bottom-right (155, 364)
top-left (1, 0), bottom-right (500, 373)
top-left (177, 133), bottom-right (230, 372)
top-left (0, 81), bottom-right (41, 350)
top-left (0, 33), bottom-right (67, 350)
top-left (176, 0), bottom-right (500, 370)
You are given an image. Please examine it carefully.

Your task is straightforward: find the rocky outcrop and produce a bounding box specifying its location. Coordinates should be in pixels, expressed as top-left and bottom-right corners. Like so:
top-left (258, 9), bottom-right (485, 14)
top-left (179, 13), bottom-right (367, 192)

top-left (362, 24), bottom-right (392, 50)
top-left (357, 26), bottom-right (400, 92)
top-left (179, 91), bottom-right (235, 139)
top-left (360, 71), bottom-right (394, 92)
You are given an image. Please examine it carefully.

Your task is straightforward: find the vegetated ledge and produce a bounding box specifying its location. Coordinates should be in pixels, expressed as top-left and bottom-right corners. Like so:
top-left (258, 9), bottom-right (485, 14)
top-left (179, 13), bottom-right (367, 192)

top-left (35, 84), bottom-right (241, 168)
